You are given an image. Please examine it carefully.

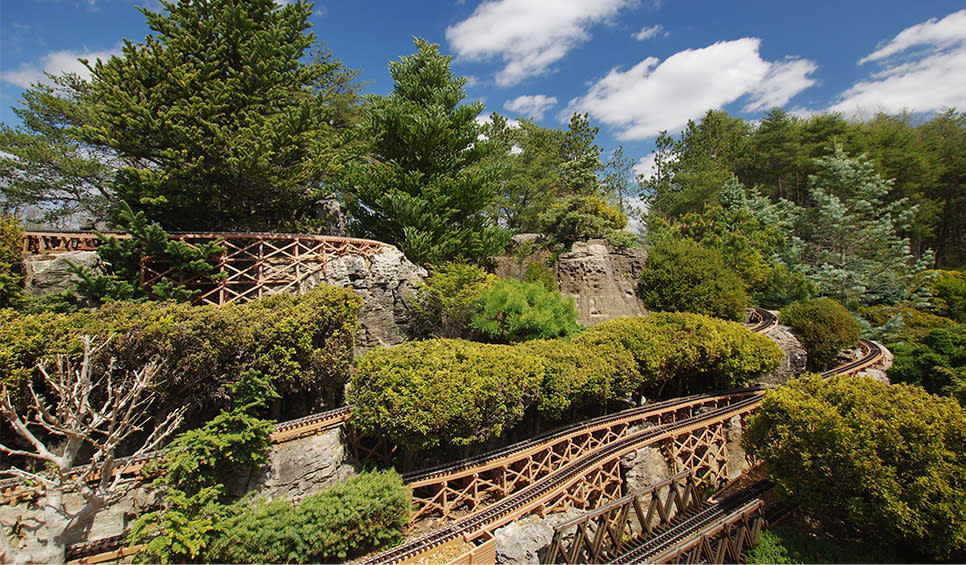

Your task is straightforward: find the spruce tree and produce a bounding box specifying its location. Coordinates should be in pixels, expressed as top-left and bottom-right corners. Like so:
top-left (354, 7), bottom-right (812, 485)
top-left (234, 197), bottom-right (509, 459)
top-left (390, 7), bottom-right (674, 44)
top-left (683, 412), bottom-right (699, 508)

top-left (796, 145), bottom-right (929, 307)
top-left (83, 0), bottom-right (357, 231)
top-left (341, 38), bottom-right (507, 265)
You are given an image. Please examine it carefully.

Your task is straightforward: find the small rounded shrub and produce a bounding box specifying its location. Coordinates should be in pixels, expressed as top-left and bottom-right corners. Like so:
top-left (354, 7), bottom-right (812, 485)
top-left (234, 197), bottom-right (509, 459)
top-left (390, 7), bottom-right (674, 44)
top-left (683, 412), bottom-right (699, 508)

top-left (640, 238), bottom-right (749, 321)
top-left (780, 297), bottom-right (862, 369)
top-left (470, 278), bottom-right (581, 343)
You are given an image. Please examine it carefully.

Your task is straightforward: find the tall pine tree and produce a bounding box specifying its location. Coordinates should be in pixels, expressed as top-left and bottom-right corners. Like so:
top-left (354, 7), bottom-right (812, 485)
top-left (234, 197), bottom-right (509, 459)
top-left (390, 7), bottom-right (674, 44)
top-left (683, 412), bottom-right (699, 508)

top-left (341, 38), bottom-right (507, 264)
top-left (83, 0), bottom-right (358, 231)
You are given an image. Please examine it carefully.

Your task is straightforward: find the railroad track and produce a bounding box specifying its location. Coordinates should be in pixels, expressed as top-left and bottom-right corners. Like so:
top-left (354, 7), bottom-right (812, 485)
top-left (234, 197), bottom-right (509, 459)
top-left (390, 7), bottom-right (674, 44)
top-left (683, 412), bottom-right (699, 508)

top-left (362, 338), bottom-right (885, 564)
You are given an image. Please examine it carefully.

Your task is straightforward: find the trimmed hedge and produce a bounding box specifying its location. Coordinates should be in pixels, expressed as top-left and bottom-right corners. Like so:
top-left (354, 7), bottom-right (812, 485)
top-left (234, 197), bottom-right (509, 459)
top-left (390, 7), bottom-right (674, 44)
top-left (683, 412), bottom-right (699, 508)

top-left (350, 312), bottom-right (782, 450)
top-left (350, 339), bottom-right (543, 451)
top-left (0, 285), bottom-right (361, 419)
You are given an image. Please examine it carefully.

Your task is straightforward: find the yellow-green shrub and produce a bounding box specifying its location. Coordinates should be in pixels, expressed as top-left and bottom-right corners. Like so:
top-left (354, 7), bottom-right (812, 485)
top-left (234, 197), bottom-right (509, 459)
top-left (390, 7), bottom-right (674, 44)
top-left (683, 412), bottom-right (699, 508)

top-left (744, 375), bottom-right (966, 559)
top-left (0, 285), bottom-right (361, 418)
top-left (350, 339), bottom-right (543, 451)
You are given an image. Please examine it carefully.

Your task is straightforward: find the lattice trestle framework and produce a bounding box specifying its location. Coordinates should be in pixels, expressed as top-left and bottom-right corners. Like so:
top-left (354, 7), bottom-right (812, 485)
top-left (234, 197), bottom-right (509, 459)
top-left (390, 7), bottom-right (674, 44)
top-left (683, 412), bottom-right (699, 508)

top-left (545, 470), bottom-right (706, 565)
top-left (645, 499), bottom-right (766, 564)
top-left (408, 395), bottom-right (755, 523)
top-left (22, 232), bottom-right (391, 306)
top-left (410, 426), bottom-right (630, 522)
top-left (664, 420), bottom-right (731, 487)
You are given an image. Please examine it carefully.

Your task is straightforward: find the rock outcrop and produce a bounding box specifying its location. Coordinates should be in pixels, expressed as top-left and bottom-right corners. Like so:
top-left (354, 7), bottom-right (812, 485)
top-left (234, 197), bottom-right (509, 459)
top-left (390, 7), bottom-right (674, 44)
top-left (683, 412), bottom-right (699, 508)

top-left (620, 444), bottom-right (672, 494)
top-left (297, 246), bottom-right (425, 354)
top-left (237, 428), bottom-right (359, 500)
top-left (492, 507), bottom-right (584, 564)
top-left (20, 250), bottom-right (101, 297)
top-left (754, 324), bottom-right (808, 386)
top-left (552, 239), bottom-right (648, 326)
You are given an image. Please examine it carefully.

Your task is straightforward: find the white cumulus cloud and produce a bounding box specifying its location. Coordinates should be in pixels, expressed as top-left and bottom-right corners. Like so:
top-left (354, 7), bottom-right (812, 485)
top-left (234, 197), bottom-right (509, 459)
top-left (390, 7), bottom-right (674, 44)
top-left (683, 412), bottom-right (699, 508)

top-left (1, 47), bottom-right (119, 88)
top-left (565, 38), bottom-right (816, 140)
top-left (633, 24), bottom-right (667, 41)
top-left (829, 9), bottom-right (966, 116)
top-left (446, 0), bottom-right (636, 87)
top-left (503, 94), bottom-right (558, 119)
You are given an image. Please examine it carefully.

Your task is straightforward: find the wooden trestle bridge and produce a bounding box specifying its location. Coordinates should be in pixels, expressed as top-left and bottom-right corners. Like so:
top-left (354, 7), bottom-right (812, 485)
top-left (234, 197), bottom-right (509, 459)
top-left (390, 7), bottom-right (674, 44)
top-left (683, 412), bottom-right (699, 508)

top-left (14, 233), bottom-right (884, 563)
top-left (22, 231), bottom-right (391, 306)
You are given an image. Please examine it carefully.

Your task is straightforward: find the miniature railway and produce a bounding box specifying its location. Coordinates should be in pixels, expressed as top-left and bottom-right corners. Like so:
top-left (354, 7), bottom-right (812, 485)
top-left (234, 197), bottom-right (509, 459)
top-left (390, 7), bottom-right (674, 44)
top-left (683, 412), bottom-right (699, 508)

top-left (362, 338), bottom-right (884, 565)
top-left (13, 237), bottom-right (876, 564)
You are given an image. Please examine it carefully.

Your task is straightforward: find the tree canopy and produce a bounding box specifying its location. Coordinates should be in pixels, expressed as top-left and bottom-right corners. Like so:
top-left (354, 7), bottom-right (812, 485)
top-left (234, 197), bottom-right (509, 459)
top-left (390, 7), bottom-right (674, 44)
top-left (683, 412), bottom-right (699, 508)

top-left (341, 38), bottom-right (507, 265)
top-left (82, 0), bottom-right (359, 231)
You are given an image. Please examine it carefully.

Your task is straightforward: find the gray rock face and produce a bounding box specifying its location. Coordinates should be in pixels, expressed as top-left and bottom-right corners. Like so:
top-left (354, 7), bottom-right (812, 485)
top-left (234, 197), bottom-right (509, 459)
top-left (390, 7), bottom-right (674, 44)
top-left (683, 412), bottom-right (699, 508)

top-left (620, 445), bottom-right (672, 494)
top-left (493, 507), bottom-right (584, 564)
top-left (553, 239), bottom-right (648, 326)
top-left (240, 428), bottom-right (359, 500)
top-left (299, 246), bottom-right (426, 354)
top-left (754, 324), bottom-right (808, 386)
top-left (20, 250), bottom-right (101, 296)
top-left (0, 484), bottom-right (159, 559)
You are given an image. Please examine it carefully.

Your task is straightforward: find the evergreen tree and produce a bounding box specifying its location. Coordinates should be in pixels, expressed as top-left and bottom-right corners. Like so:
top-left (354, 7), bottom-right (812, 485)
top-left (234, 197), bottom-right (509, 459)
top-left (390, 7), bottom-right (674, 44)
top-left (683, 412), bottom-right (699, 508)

top-left (83, 0), bottom-right (358, 231)
top-left (0, 73), bottom-right (117, 227)
top-left (794, 145), bottom-right (929, 307)
top-left (341, 38), bottom-right (507, 264)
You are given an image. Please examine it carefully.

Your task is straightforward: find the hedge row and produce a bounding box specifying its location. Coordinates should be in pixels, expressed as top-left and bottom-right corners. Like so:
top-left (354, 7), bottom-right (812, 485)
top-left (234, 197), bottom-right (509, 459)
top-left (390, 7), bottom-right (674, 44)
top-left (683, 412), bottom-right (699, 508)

top-left (0, 285), bottom-right (362, 420)
top-left (350, 312), bottom-right (783, 451)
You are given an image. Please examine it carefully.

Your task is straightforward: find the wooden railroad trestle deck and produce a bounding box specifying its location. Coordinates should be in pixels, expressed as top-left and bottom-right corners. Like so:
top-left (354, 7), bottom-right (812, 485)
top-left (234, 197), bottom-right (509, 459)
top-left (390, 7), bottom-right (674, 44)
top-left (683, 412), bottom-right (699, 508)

top-left (21, 231), bottom-right (391, 306)
top-left (404, 390), bottom-right (758, 523)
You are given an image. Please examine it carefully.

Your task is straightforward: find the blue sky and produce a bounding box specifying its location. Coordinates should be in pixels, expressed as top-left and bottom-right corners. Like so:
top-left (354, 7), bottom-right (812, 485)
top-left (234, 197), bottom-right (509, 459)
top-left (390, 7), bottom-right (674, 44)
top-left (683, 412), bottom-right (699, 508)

top-left (2, 0), bottom-right (966, 178)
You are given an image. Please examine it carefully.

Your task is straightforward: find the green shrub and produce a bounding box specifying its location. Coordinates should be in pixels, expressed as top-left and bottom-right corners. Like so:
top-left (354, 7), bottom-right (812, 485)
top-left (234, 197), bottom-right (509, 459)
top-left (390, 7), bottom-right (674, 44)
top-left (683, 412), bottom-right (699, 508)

top-left (889, 324), bottom-right (966, 399)
top-left (523, 260), bottom-right (556, 291)
top-left (130, 371), bottom-right (277, 564)
top-left (350, 339), bottom-right (543, 451)
top-left (603, 229), bottom-right (640, 248)
top-left (744, 375), bottom-right (966, 560)
top-left (573, 312), bottom-right (783, 397)
top-left (518, 339), bottom-right (628, 420)
top-left (539, 195), bottom-right (627, 249)
top-left (409, 262), bottom-right (497, 338)
top-left (924, 269), bottom-right (966, 323)
top-left (206, 470), bottom-right (410, 564)
top-left (752, 263), bottom-right (814, 310)
top-left (470, 278), bottom-right (581, 343)
top-left (0, 214), bottom-right (27, 309)
top-left (780, 298), bottom-right (862, 369)
top-left (0, 285), bottom-right (360, 418)
top-left (640, 238), bottom-right (749, 321)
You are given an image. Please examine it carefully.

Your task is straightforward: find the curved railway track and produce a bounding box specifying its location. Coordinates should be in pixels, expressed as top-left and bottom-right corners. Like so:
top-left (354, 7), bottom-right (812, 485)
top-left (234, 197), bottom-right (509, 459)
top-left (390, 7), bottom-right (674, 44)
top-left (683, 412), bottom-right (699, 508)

top-left (362, 338), bottom-right (884, 565)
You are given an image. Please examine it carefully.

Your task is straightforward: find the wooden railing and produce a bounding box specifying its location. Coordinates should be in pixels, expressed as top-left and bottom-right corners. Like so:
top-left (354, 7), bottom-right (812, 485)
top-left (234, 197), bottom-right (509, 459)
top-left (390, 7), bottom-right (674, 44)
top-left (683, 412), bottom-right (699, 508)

top-left (22, 231), bottom-right (392, 306)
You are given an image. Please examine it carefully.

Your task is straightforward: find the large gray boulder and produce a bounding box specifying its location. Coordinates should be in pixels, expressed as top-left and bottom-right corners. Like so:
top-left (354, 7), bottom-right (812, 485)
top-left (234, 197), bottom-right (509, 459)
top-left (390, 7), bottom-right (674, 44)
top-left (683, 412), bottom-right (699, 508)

top-left (299, 246), bottom-right (426, 354)
top-left (238, 428), bottom-right (359, 500)
top-left (553, 239), bottom-right (648, 326)
top-left (20, 250), bottom-right (101, 296)
top-left (493, 507), bottom-right (584, 564)
top-left (754, 324), bottom-right (808, 386)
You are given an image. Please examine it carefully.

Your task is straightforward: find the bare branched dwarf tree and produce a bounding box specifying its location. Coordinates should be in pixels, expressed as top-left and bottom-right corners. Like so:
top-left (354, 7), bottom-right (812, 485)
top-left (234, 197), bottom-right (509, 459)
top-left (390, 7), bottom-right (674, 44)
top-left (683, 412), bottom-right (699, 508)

top-left (0, 336), bottom-right (185, 564)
